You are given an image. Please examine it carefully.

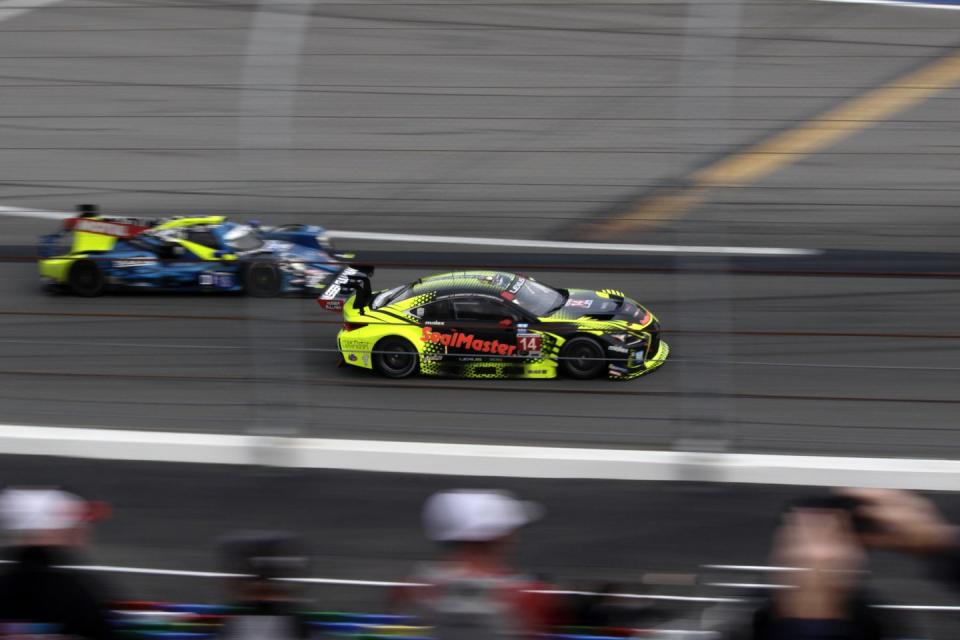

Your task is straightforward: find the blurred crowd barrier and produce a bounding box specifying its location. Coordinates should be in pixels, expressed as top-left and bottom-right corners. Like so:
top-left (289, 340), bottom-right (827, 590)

top-left (3, 487), bottom-right (960, 639)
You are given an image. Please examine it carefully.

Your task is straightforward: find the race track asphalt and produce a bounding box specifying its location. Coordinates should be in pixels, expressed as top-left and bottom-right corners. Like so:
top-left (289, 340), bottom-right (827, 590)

top-left (1, 255), bottom-right (959, 457)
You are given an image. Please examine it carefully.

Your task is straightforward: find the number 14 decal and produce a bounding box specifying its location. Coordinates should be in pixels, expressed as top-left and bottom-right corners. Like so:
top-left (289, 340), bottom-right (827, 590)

top-left (517, 333), bottom-right (542, 355)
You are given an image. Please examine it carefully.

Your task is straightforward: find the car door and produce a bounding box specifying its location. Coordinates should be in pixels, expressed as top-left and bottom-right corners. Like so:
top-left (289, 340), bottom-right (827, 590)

top-left (445, 295), bottom-right (526, 363)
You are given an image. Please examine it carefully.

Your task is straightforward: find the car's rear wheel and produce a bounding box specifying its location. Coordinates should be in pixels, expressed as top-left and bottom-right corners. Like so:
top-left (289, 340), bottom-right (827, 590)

top-left (68, 260), bottom-right (106, 297)
top-left (243, 261), bottom-right (283, 297)
top-left (559, 336), bottom-right (606, 379)
top-left (373, 337), bottom-right (419, 379)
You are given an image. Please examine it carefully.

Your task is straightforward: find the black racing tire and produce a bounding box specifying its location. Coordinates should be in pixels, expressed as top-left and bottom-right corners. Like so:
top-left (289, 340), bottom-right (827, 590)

top-left (68, 260), bottom-right (106, 297)
top-left (243, 261), bottom-right (283, 297)
top-left (559, 336), bottom-right (606, 379)
top-left (373, 337), bottom-right (419, 379)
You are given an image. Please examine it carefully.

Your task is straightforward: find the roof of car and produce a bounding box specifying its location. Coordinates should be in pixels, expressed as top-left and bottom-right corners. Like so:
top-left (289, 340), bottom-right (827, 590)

top-left (406, 271), bottom-right (520, 298)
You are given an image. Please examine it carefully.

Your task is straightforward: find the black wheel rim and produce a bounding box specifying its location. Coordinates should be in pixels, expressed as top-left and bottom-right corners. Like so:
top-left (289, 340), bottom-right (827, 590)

top-left (382, 343), bottom-right (414, 374)
top-left (77, 269), bottom-right (96, 288)
top-left (249, 266), bottom-right (278, 294)
top-left (73, 265), bottom-right (99, 292)
top-left (253, 268), bottom-right (271, 286)
top-left (567, 343), bottom-right (600, 373)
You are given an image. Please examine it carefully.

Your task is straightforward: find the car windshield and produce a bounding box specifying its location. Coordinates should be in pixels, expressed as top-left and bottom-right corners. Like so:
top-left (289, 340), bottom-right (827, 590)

top-left (511, 278), bottom-right (565, 316)
top-left (223, 224), bottom-right (264, 252)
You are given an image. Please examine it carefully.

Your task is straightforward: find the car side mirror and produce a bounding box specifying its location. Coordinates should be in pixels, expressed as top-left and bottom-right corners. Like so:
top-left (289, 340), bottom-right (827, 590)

top-left (498, 317), bottom-right (514, 328)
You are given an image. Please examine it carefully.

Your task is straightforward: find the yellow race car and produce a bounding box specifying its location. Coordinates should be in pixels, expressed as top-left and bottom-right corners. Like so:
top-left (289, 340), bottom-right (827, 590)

top-left (317, 269), bottom-right (668, 380)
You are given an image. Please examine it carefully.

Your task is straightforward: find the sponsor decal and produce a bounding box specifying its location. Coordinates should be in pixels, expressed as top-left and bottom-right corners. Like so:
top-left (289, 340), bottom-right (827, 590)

top-left (111, 258), bottom-right (156, 268)
top-left (340, 339), bottom-right (368, 350)
top-left (609, 364), bottom-right (629, 374)
top-left (323, 299), bottom-right (344, 312)
top-left (517, 333), bottom-right (542, 355)
top-left (508, 278), bottom-right (526, 294)
top-left (67, 218), bottom-right (149, 238)
top-left (320, 267), bottom-right (360, 300)
top-left (421, 326), bottom-right (517, 356)
top-left (565, 298), bottom-right (593, 309)
top-left (607, 344), bottom-right (628, 354)
top-left (199, 272), bottom-right (235, 289)
top-left (348, 353), bottom-right (358, 362)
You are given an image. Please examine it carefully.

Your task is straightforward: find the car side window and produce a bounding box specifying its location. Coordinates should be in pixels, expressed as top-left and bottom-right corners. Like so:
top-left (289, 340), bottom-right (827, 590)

top-left (412, 300), bottom-right (452, 323)
top-left (185, 230), bottom-right (220, 249)
top-left (453, 298), bottom-right (519, 323)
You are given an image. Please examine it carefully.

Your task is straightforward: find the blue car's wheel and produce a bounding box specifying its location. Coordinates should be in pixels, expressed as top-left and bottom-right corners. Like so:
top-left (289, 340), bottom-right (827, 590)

top-left (243, 261), bottom-right (282, 297)
top-left (373, 337), bottom-right (418, 379)
top-left (68, 260), bottom-right (105, 297)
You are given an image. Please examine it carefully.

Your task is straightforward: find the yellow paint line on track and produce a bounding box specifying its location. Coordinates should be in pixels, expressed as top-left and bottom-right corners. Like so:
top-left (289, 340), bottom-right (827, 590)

top-left (594, 50), bottom-right (960, 238)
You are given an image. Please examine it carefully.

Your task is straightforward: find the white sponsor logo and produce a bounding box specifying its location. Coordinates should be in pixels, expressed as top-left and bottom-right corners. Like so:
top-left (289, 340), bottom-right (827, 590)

top-left (112, 258), bottom-right (156, 268)
top-left (75, 220), bottom-right (130, 236)
top-left (320, 267), bottom-right (359, 300)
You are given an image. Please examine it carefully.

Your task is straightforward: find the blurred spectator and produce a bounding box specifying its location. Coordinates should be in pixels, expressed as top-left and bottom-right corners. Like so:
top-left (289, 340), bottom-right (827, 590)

top-left (394, 489), bottom-right (564, 639)
top-left (0, 487), bottom-right (114, 639)
top-left (840, 488), bottom-right (960, 589)
top-left (216, 531), bottom-right (313, 640)
top-left (709, 495), bottom-right (903, 640)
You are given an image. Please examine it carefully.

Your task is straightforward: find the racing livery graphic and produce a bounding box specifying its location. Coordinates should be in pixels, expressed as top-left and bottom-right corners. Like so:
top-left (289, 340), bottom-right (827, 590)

top-left (38, 205), bottom-right (353, 297)
top-left (317, 270), bottom-right (669, 381)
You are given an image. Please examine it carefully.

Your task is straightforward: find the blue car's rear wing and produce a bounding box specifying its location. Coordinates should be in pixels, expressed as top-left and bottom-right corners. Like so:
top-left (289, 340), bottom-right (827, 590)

top-left (316, 265), bottom-right (375, 312)
top-left (37, 204), bottom-right (163, 257)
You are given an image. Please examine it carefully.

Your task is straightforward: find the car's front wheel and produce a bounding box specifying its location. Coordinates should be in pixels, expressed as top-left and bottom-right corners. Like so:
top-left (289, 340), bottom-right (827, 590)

top-left (243, 261), bottom-right (283, 297)
top-left (559, 336), bottom-right (606, 379)
top-left (68, 260), bottom-right (106, 297)
top-left (373, 337), bottom-right (419, 379)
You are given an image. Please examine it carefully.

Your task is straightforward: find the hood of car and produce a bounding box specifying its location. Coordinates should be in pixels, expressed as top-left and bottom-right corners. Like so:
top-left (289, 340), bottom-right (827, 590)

top-left (544, 289), bottom-right (622, 318)
top-left (544, 289), bottom-right (651, 324)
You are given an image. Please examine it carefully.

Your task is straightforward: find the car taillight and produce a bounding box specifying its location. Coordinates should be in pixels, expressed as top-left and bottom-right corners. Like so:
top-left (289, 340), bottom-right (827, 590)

top-left (343, 322), bottom-right (367, 331)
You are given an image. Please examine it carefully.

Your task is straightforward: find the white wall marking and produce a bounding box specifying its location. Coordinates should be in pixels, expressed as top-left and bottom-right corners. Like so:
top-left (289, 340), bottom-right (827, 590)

top-left (814, 0), bottom-right (960, 10)
top-left (0, 0), bottom-right (65, 24)
top-left (1, 423), bottom-right (960, 490)
top-left (0, 204), bottom-right (817, 257)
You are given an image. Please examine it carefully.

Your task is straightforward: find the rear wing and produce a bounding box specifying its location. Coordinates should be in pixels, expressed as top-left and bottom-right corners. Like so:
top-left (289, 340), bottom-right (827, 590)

top-left (38, 205), bottom-right (165, 257)
top-left (316, 265), bottom-right (375, 312)
top-left (63, 216), bottom-right (156, 238)
top-left (63, 204), bottom-right (163, 238)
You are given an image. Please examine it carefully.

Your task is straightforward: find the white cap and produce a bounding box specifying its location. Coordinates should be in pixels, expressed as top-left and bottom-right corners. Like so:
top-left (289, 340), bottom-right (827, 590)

top-left (0, 488), bottom-right (104, 532)
top-left (423, 489), bottom-right (543, 542)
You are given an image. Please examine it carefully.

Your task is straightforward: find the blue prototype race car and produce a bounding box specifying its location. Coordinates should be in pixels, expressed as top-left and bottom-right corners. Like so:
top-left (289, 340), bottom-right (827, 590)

top-left (39, 205), bottom-right (358, 297)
